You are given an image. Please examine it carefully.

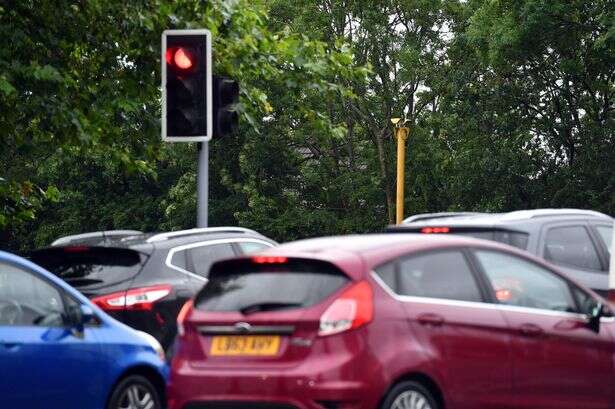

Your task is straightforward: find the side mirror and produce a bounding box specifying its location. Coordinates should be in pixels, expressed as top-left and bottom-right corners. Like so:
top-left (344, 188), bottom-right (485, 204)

top-left (79, 305), bottom-right (95, 325)
top-left (67, 304), bottom-right (95, 333)
top-left (587, 303), bottom-right (604, 333)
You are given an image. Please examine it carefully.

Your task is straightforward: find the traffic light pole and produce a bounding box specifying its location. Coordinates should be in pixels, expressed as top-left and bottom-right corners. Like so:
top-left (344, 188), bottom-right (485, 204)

top-left (394, 125), bottom-right (409, 224)
top-left (197, 142), bottom-right (208, 228)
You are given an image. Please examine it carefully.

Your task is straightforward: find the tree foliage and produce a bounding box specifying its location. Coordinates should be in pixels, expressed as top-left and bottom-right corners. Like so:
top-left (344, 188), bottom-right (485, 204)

top-left (1, 0), bottom-right (367, 250)
top-left (1, 0), bottom-right (613, 252)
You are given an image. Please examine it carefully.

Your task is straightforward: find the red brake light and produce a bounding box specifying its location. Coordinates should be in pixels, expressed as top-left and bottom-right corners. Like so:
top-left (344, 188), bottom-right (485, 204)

top-left (92, 284), bottom-right (172, 311)
top-left (252, 256), bottom-right (288, 264)
top-left (319, 280), bottom-right (373, 336)
top-left (421, 227), bottom-right (450, 234)
top-left (176, 299), bottom-right (193, 337)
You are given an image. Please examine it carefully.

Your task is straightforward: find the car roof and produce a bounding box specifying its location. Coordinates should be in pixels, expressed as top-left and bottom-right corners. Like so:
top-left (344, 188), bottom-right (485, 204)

top-left (49, 227), bottom-right (276, 251)
top-left (252, 234), bottom-right (604, 297)
top-left (256, 233), bottom-right (515, 278)
top-left (51, 230), bottom-right (143, 246)
top-left (398, 208), bottom-right (613, 231)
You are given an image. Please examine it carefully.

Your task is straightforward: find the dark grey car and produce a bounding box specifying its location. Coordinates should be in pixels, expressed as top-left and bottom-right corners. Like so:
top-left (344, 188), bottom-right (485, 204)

top-left (30, 227), bottom-right (277, 350)
top-left (387, 209), bottom-right (613, 296)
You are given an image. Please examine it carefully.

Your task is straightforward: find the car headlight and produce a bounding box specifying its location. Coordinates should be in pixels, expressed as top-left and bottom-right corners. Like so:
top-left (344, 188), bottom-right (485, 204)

top-left (135, 330), bottom-right (165, 361)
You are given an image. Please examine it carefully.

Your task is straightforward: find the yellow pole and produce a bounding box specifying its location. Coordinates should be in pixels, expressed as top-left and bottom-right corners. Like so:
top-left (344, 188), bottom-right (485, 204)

top-left (395, 125), bottom-right (409, 224)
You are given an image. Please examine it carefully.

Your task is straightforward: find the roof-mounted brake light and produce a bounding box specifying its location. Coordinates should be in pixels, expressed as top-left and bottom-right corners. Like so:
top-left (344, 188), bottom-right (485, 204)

top-left (421, 227), bottom-right (450, 234)
top-left (252, 256), bottom-right (288, 264)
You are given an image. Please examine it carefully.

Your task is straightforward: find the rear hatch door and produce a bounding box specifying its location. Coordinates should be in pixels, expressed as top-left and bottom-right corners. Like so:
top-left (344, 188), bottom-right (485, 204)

top-left (185, 257), bottom-right (350, 368)
top-left (30, 246), bottom-right (148, 300)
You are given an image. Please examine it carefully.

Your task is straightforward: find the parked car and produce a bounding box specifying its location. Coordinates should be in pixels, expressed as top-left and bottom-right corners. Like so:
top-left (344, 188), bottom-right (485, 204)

top-left (168, 233), bottom-right (615, 409)
top-left (0, 250), bottom-right (167, 409)
top-left (30, 227), bottom-right (276, 350)
top-left (387, 209), bottom-right (613, 296)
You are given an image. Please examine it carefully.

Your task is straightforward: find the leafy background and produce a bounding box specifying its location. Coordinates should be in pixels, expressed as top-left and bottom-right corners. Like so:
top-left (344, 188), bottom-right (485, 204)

top-left (1, 0), bottom-right (613, 252)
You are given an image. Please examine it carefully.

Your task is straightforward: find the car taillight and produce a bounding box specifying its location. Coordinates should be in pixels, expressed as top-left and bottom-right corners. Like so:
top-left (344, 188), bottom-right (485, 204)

top-left (176, 299), bottom-right (193, 337)
top-left (92, 284), bottom-right (172, 311)
top-left (319, 280), bottom-right (373, 336)
top-left (252, 256), bottom-right (288, 264)
top-left (421, 227), bottom-right (450, 234)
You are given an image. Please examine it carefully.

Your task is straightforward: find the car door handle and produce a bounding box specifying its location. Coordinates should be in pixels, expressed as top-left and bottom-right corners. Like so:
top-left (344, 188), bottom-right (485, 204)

top-left (519, 323), bottom-right (544, 337)
top-left (417, 313), bottom-right (445, 327)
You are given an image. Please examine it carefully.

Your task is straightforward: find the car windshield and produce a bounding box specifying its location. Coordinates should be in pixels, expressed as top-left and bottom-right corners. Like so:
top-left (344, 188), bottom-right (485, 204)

top-left (30, 247), bottom-right (146, 290)
top-left (451, 230), bottom-right (529, 249)
top-left (195, 260), bottom-right (349, 313)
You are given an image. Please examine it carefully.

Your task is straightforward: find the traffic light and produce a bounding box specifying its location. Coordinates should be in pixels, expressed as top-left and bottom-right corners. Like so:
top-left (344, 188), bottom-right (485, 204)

top-left (213, 76), bottom-right (239, 137)
top-left (162, 29), bottom-right (212, 142)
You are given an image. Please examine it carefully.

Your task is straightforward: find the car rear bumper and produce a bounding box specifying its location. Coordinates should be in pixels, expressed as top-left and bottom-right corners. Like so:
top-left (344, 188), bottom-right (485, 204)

top-left (168, 336), bottom-right (385, 409)
top-left (168, 368), bottom-right (378, 409)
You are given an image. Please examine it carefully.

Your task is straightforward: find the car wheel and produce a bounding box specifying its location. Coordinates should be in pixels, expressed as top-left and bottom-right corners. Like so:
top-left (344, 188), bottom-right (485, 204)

top-left (380, 381), bottom-right (439, 409)
top-left (107, 374), bottom-right (161, 409)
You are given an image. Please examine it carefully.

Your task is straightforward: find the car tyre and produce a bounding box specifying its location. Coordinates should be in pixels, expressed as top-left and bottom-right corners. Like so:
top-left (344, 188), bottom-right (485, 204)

top-left (380, 380), bottom-right (439, 409)
top-left (107, 374), bottom-right (161, 409)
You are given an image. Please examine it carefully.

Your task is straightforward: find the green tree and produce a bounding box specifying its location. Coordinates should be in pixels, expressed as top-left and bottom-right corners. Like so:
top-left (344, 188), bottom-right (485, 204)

top-left (465, 0), bottom-right (614, 212)
top-left (1, 0), bottom-right (367, 251)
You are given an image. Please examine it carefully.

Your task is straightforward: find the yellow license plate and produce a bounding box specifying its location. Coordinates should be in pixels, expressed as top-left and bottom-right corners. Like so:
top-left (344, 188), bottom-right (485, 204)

top-left (210, 335), bottom-right (280, 356)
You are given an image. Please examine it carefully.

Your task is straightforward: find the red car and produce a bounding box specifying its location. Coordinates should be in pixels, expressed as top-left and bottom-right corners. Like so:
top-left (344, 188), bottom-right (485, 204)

top-left (168, 234), bottom-right (615, 409)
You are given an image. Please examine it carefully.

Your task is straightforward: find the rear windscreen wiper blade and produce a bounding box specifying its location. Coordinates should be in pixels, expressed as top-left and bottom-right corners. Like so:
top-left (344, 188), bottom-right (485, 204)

top-left (62, 278), bottom-right (105, 286)
top-left (239, 302), bottom-right (302, 315)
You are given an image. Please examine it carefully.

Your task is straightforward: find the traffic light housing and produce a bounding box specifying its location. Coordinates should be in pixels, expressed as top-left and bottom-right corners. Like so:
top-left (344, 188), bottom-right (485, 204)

top-left (213, 76), bottom-right (239, 137)
top-left (162, 30), bottom-right (212, 142)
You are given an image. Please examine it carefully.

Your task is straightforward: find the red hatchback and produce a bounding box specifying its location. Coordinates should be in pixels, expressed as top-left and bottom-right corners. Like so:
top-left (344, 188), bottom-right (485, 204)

top-left (168, 234), bottom-right (615, 409)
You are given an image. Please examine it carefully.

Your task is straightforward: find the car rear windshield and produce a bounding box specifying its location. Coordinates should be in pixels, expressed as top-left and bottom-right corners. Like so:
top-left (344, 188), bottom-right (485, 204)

top-left (195, 259), bottom-right (349, 313)
top-left (390, 227), bottom-right (529, 250)
top-left (30, 247), bottom-right (146, 290)
top-left (450, 230), bottom-right (529, 249)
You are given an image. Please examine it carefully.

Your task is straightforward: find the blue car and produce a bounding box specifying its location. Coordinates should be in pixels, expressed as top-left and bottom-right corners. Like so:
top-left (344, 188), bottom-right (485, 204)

top-left (0, 250), bottom-right (168, 409)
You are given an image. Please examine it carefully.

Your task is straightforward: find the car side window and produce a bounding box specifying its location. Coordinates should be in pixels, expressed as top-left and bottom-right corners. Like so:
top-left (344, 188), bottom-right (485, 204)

top-left (544, 226), bottom-right (602, 270)
top-left (397, 251), bottom-right (483, 302)
top-left (237, 241), bottom-right (273, 254)
top-left (374, 262), bottom-right (397, 292)
top-left (595, 225), bottom-right (612, 255)
top-left (188, 243), bottom-right (235, 278)
top-left (0, 262), bottom-right (66, 327)
top-left (475, 250), bottom-right (577, 313)
top-left (170, 250), bottom-right (188, 270)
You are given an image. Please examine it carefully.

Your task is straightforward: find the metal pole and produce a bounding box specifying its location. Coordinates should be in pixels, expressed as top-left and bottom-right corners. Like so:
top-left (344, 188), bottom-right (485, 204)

top-left (197, 142), bottom-right (208, 228)
top-left (395, 126), bottom-right (409, 224)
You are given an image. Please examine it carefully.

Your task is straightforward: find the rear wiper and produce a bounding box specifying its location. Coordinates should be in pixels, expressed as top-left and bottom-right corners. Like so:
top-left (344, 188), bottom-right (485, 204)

top-left (63, 278), bottom-right (105, 286)
top-left (239, 302), bottom-right (302, 315)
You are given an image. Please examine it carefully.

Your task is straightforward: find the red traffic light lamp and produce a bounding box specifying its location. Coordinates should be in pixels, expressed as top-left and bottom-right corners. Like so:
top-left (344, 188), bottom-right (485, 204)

top-left (166, 47), bottom-right (196, 71)
top-left (161, 30), bottom-right (212, 142)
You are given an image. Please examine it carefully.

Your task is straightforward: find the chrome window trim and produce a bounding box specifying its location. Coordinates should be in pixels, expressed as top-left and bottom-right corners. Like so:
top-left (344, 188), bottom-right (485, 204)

top-left (370, 271), bottom-right (609, 321)
top-left (166, 238), bottom-right (275, 281)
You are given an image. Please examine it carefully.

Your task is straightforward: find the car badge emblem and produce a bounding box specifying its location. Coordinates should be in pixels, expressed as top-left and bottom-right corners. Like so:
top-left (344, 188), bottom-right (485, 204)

top-left (234, 322), bottom-right (251, 333)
